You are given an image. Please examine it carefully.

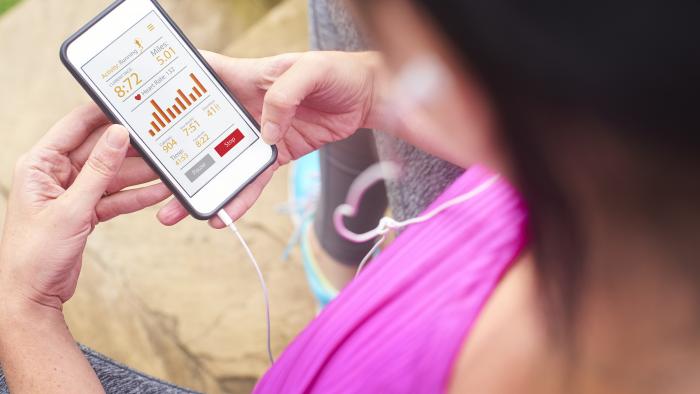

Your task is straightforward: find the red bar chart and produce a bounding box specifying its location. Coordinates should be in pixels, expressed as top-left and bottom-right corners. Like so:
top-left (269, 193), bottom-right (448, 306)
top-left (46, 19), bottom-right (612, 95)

top-left (148, 73), bottom-right (208, 136)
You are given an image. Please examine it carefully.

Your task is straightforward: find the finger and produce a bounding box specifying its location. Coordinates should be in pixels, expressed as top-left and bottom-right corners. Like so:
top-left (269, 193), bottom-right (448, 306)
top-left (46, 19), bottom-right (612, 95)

top-left (202, 51), bottom-right (301, 93)
top-left (63, 125), bottom-right (130, 207)
top-left (39, 104), bottom-right (110, 153)
top-left (127, 145), bottom-right (142, 157)
top-left (208, 166), bottom-right (276, 229)
top-left (260, 54), bottom-right (320, 144)
top-left (71, 126), bottom-right (141, 166)
top-left (201, 50), bottom-right (257, 88)
top-left (106, 157), bottom-right (159, 194)
top-left (70, 129), bottom-right (152, 191)
top-left (157, 198), bottom-right (189, 226)
top-left (158, 165), bottom-right (276, 227)
top-left (68, 123), bottom-right (111, 166)
top-left (96, 183), bottom-right (171, 222)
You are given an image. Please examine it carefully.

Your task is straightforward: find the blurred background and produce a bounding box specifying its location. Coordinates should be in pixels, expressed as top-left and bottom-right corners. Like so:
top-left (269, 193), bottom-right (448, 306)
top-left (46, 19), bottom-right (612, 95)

top-left (0, 0), bottom-right (315, 392)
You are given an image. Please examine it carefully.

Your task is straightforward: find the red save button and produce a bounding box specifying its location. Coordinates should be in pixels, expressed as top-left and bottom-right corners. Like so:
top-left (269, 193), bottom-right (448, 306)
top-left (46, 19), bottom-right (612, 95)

top-left (214, 128), bottom-right (244, 157)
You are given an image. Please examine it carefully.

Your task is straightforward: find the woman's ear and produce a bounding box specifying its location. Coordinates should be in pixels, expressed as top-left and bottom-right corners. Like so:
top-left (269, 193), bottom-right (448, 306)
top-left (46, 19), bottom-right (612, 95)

top-left (358, 0), bottom-right (503, 170)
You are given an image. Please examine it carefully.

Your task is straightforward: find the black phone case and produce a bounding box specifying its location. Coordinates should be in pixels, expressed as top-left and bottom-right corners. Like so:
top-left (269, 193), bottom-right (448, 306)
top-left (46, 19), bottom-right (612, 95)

top-left (60, 0), bottom-right (277, 220)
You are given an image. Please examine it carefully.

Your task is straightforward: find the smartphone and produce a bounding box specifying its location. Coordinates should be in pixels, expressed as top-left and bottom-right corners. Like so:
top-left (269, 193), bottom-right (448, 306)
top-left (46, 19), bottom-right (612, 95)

top-left (61, 0), bottom-right (276, 219)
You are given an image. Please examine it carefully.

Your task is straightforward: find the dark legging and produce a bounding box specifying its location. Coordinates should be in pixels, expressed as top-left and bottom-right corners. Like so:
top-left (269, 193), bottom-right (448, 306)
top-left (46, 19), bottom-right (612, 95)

top-left (313, 129), bottom-right (388, 265)
top-left (0, 345), bottom-right (198, 394)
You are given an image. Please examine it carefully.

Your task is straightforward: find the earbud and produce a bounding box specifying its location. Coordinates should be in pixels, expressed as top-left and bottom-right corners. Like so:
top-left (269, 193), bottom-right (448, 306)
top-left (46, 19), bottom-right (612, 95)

top-left (391, 55), bottom-right (451, 115)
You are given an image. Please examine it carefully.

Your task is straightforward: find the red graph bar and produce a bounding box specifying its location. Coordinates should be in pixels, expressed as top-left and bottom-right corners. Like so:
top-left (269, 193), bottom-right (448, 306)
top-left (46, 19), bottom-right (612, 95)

top-left (175, 97), bottom-right (186, 111)
top-left (151, 100), bottom-right (170, 123)
top-left (154, 113), bottom-right (165, 128)
top-left (178, 89), bottom-right (191, 106)
top-left (191, 73), bottom-right (207, 94)
top-left (146, 74), bottom-right (209, 137)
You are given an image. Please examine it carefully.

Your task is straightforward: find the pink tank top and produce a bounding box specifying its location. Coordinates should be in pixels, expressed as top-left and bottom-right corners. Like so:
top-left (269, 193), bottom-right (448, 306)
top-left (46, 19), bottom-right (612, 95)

top-left (255, 165), bottom-right (528, 393)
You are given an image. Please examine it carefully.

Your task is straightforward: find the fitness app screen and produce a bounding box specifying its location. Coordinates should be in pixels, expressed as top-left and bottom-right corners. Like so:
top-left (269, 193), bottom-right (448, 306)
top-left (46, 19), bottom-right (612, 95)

top-left (82, 10), bottom-right (259, 196)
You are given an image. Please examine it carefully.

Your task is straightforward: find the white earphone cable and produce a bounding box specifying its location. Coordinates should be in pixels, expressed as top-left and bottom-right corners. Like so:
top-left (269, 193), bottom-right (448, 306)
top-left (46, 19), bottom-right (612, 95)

top-left (214, 174), bottom-right (499, 359)
top-left (217, 209), bottom-right (275, 365)
top-left (347, 175), bottom-right (501, 276)
top-left (355, 234), bottom-right (386, 279)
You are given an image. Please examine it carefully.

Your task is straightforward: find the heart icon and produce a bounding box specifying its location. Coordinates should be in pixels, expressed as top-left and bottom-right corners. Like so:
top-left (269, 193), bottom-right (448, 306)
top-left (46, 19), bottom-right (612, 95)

top-left (135, 94), bottom-right (142, 101)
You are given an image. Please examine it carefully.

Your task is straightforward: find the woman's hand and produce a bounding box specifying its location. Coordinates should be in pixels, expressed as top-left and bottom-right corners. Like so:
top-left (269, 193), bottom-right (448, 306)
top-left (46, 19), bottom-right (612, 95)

top-left (156, 50), bottom-right (385, 228)
top-left (0, 105), bottom-right (170, 393)
top-left (0, 104), bottom-right (170, 311)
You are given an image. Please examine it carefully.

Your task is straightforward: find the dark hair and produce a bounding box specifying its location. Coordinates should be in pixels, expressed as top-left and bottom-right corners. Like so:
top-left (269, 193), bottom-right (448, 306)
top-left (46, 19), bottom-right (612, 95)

top-left (363, 1), bottom-right (700, 337)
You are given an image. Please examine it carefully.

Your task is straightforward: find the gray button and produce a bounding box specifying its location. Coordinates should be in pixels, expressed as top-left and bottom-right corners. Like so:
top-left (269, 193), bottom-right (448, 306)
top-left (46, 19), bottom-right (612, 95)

top-left (185, 154), bottom-right (215, 182)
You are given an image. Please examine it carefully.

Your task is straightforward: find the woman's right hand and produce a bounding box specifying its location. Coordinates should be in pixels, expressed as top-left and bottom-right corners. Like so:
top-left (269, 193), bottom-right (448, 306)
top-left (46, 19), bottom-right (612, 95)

top-left (157, 51), bottom-right (385, 227)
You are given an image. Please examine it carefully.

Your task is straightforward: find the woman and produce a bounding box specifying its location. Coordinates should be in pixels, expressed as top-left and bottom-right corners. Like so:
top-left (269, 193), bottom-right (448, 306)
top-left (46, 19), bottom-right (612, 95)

top-left (2, 0), bottom-right (699, 393)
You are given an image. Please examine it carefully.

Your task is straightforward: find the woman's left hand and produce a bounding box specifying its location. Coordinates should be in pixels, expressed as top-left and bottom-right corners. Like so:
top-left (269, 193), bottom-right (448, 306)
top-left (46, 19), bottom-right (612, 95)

top-left (0, 104), bottom-right (171, 311)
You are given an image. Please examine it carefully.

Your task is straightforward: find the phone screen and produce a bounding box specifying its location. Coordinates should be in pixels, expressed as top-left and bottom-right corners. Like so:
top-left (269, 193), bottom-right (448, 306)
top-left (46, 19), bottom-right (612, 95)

top-left (81, 10), bottom-right (259, 197)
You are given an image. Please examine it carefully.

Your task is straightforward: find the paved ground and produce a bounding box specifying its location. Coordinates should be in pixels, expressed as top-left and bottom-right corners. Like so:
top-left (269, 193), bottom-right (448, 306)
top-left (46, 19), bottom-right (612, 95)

top-left (0, 0), bottom-right (313, 392)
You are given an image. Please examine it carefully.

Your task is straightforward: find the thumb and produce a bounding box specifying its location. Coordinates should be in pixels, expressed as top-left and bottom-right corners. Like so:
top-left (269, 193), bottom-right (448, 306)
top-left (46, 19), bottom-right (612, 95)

top-left (65, 125), bottom-right (130, 207)
top-left (260, 55), bottom-right (319, 144)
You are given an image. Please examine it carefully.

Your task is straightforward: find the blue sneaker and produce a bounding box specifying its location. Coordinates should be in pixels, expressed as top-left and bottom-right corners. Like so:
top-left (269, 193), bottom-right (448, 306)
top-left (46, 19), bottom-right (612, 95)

top-left (284, 152), bottom-right (338, 309)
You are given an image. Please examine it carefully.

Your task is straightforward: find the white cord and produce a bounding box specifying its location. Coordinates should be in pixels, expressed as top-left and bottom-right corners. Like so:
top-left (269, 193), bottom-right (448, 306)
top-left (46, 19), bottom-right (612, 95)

top-left (335, 176), bottom-right (500, 244)
top-left (355, 234), bottom-right (386, 279)
top-left (217, 209), bottom-right (275, 365)
top-left (346, 175), bottom-right (501, 276)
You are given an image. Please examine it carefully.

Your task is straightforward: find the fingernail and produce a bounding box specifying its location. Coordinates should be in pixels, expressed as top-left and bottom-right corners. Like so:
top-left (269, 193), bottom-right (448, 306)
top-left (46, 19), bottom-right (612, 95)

top-left (262, 121), bottom-right (280, 144)
top-left (107, 127), bottom-right (129, 149)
